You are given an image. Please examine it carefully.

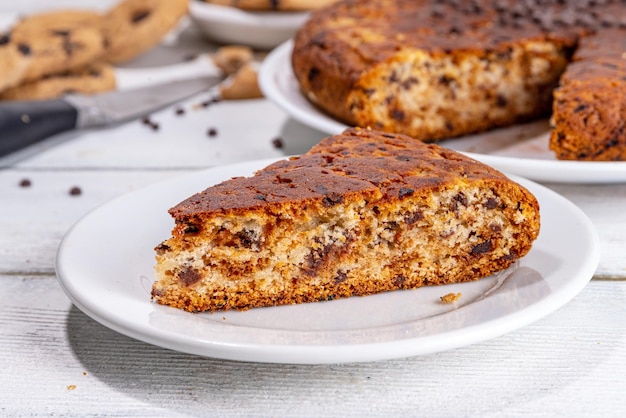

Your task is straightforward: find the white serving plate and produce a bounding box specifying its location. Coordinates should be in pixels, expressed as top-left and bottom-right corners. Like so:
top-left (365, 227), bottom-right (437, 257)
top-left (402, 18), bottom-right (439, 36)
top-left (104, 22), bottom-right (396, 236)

top-left (56, 158), bottom-right (600, 364)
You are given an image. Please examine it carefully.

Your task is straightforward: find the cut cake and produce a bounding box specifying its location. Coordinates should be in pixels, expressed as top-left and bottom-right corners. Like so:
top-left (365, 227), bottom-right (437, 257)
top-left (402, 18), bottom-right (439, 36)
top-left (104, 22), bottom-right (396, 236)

top-left (291, 0), bottom-right (626, 160)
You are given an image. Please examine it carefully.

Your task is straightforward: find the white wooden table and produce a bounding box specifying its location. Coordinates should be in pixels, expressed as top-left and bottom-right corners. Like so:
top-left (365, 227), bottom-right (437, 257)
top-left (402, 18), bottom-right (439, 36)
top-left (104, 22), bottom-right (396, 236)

top-left (2, 2), bottom-right (626, 416)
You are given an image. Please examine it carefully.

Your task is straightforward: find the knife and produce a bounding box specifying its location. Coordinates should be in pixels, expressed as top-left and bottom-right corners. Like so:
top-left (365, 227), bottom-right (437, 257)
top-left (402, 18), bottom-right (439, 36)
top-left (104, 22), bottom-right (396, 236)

top-left (0, 75), bottom-right (222, 157)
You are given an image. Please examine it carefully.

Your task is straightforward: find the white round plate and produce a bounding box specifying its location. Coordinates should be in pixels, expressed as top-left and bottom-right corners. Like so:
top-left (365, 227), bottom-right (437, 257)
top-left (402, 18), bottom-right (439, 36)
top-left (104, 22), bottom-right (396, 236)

top-left (259, 40), bottom-right (626, 184)
top-left (189, 2), bottom-right (309, 49)
top-left (56, 158), bottom-right (599, 364)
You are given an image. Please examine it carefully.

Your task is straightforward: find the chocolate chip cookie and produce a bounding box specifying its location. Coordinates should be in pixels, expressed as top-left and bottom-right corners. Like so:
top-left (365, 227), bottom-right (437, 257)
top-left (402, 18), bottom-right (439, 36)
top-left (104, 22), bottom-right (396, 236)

top-left (9, 10), bottom-right (106, 83)
top-left (0, 62), bottom-right (116, 101)
top-left (102, 0), bottom-right (189, 63)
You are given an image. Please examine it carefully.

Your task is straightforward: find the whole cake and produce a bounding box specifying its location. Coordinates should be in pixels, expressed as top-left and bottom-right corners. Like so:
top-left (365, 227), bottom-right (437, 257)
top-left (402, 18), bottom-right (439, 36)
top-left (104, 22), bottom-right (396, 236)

top-left (152, 128), bottom-right (540, 312)
top-left (291, 0), bottom-right (626, 159)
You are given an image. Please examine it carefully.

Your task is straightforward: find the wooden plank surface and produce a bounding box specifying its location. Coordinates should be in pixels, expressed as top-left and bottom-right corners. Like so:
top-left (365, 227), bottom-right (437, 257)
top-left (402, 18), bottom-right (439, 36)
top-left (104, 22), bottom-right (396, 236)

top-left (544, 182), bottom-right (626, 279)
top-left (1, 276), bottom-right (624, 417)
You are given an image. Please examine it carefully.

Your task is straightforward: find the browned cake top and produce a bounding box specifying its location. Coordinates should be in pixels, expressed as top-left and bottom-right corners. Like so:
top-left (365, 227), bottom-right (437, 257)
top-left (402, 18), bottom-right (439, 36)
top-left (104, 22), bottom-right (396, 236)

top-left (572, 27), bottom-right (626, 61)
top-left (293, 0), bottom-right (624, 73)
top-left (169, 128), bottom-right (509, 219)
top-left (561, 28), bottom-right (626, 83)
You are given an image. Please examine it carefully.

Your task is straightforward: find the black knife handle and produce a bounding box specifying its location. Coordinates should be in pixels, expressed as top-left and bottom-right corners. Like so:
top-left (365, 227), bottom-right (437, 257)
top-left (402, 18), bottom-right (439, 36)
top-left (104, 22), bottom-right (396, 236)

top-left (0, 99), bottom-right (78, 157)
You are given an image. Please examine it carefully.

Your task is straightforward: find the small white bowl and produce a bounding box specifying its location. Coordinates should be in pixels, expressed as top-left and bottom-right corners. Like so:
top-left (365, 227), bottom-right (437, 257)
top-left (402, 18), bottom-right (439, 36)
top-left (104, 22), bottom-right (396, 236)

top-left (189, 1), bottom-right (310, 50)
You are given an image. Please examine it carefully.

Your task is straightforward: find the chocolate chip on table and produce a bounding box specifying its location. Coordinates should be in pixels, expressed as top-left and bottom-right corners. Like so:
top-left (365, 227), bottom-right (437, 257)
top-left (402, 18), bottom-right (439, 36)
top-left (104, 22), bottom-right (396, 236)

top-left (175, 107), bottom-right (185, 116)
top-left (196, 96), bottom-right (221, 109)
top-left (271, 137), bottom-right (284, 149)
top-left (19, 178), bottom-right (31, 188)
top-left (141, 115), bottom-right (159, 131)
top-left (207, 127), bottom-right (218, 137)
top-left (69, 186), bottom-right (82, 196)
top-left (183, 53), bottom-right (199, 62)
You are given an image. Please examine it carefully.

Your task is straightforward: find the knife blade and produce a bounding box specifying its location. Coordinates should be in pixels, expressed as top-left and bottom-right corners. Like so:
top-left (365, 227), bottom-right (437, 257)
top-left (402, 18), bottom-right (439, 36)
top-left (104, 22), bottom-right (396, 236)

top-left (113, 54), bottom-right (223, 91)
top-left (0, 75), bottom-right (222, 157)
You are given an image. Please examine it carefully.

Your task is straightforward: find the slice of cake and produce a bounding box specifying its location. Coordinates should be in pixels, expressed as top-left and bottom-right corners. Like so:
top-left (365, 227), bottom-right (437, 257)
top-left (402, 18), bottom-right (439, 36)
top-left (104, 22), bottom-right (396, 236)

top-left (549, 28), bottom-right (626, 161)
top-left (152, 128), bottom-right (540, 312)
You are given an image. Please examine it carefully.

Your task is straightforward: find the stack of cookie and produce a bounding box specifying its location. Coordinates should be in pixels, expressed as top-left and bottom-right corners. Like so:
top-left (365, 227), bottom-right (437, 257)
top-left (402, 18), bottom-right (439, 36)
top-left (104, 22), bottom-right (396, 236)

top-left (0, 0), bottom-right (189, 101)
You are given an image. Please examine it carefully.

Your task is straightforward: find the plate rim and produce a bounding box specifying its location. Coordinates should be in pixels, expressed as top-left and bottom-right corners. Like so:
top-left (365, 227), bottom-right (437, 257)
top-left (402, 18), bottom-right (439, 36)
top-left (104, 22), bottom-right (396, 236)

top-left (259, 40), bottom-right (626, 184)
top-left (55, 158), bottom-right (600, 364)
top-left (188, 3), bottom-right (308, 49)
top-left (189, 1), bottom-right (310, 27)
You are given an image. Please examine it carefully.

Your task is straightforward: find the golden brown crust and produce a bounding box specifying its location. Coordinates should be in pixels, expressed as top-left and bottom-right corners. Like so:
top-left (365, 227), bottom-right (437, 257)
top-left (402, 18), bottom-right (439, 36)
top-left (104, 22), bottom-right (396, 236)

top-left (169, 129), bottom-right (510, 217)
top-left (292, 0), bottom-right (624, 144)
top-left (153, 128), bottom-right (540, 312)
top-left (549, 28), bottom-right (626, 161)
